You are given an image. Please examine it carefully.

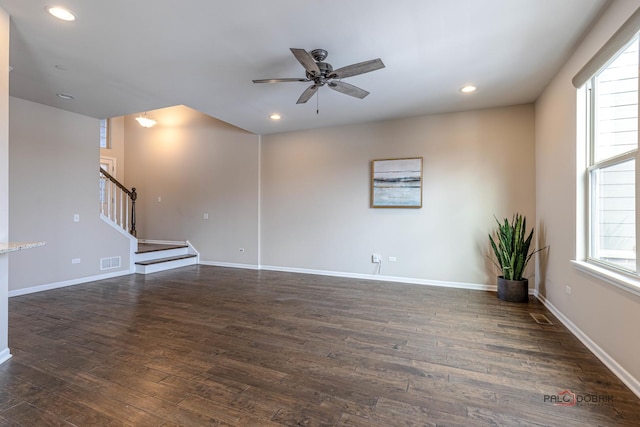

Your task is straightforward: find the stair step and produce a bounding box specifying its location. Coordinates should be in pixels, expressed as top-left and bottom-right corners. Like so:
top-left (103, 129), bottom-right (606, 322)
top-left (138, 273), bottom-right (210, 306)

top-left (135, 254), bottom-right (197, 266)
top-left (134, 240), bottom-right (198, 274)
top-left (136, 243), bottom-right (188, 254)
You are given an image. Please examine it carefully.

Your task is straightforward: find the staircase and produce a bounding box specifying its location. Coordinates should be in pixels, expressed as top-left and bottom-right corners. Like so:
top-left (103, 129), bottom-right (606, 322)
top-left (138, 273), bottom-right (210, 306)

top-left (99, 168), bottom-right (199, 274)
top-left (135, 241), bottom-right (198, 274)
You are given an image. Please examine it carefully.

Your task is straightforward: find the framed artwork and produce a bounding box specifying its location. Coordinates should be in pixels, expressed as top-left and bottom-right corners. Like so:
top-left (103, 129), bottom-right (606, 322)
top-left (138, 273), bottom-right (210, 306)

top-left (370, 157), bottom-right (423, 208)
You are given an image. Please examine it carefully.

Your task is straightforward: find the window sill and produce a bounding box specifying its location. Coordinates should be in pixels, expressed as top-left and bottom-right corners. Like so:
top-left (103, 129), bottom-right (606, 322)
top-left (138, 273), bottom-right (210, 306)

top-left (571, 260), bottom-right (640, 298)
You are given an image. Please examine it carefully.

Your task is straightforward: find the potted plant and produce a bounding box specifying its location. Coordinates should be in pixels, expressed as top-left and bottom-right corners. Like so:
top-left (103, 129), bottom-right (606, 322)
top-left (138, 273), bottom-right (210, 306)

top-left (489, 213), bottom-right (543, 303)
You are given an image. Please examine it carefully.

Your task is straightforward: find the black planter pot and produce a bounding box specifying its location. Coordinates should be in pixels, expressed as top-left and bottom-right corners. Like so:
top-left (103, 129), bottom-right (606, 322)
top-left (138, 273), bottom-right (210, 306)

top-left (497, 276), bottom-right (529, 303)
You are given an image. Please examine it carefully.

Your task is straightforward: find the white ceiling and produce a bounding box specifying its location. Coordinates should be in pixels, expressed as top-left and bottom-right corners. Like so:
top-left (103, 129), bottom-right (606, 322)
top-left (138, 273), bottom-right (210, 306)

top-left (0, 0), bottom-right (608, 135)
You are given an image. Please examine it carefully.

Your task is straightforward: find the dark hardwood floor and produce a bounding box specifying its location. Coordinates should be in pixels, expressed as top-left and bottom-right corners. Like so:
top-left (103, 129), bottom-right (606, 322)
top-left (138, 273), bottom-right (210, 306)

top-left (1, 265), bottom-right (639, 426)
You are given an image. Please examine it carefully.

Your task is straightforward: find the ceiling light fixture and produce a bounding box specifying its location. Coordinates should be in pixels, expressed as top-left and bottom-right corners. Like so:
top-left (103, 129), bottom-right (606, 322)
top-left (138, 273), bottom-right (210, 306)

top-left (56, 93), bottom-right (75, 100)
top-left (269, 114), bottom-right (281, 120)
top-left (135, 113), bottom-right (157, 128)
top-left (460, 85), bottom-right (477, 93)
top-left (45, 6), bottom-right (76, 21)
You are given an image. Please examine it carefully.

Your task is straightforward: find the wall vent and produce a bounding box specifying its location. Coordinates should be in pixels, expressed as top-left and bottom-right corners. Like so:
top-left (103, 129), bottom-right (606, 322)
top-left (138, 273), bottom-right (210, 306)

top-left (100, 256), bottom-right (122, 270)
top-left (530, 312), bottom-right (553, 325)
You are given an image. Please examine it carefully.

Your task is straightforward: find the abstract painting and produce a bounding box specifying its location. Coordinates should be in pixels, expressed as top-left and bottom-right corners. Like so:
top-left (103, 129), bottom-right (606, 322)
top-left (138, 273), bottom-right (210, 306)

top-left (371, 157), bottom-right (423, 208)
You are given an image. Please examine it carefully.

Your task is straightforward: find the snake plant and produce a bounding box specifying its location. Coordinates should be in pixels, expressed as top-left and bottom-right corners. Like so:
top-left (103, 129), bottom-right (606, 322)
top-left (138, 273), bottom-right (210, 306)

top-left (489, 213), bottom-right (540, 281)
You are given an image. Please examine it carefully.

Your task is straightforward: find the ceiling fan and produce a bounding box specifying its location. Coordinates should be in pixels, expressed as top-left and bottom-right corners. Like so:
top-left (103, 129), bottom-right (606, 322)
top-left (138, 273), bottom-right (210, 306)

top-left (252, 48), bottom-right (385, 104)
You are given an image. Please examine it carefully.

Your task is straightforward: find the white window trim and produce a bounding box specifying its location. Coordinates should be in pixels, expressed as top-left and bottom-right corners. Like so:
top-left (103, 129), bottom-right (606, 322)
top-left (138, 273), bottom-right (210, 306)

top-left (583, 34), bottom-right (640, 275)
top-left (100, 118), bottom-right (111, 149)
top-left (575, 7), bottom-right (640, 298)
top-left (572, 259), bottom-right (640, 297)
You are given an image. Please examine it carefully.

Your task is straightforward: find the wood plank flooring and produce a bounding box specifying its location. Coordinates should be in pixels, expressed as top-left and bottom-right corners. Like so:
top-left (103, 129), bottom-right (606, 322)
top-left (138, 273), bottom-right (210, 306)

top-left (1, 265), bottom-right (639, 426)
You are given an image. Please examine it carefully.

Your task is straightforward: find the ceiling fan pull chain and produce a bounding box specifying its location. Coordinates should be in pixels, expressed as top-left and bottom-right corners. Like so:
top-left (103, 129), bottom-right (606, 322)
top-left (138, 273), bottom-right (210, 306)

top-left (316, 89), bottom-right (320, 115)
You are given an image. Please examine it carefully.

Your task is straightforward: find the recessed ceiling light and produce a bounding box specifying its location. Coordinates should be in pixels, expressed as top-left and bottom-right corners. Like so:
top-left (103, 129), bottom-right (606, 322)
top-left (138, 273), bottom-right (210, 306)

top-left (460, 85), bottom-right (477, 93)
top-left (269, 114), bottom-right (281, 120)
top-left (56, 93), bottom-right (75, 100)
top-left (45, 6), bottom-right (76, 21)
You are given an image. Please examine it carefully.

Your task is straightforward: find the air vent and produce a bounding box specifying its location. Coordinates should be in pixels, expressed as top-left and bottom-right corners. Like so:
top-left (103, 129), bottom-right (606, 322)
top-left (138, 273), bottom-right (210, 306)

top-left (100, 256), bottom-right (122, 270)
top-left (530, 312), bottom-right (553, 325)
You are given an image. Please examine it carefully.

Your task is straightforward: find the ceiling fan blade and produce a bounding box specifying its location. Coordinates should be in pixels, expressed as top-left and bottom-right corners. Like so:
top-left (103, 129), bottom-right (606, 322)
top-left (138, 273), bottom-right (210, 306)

top-left (329, 58), bottom-right (385, 79)
top-left (297, 84), bottom-right (319, 104)
top-left (252, 78), bottom-right (310, 83)
top-left (328, 81), bottom-right (369, 99)
top-left (290, 48), bottom-right (321, 76)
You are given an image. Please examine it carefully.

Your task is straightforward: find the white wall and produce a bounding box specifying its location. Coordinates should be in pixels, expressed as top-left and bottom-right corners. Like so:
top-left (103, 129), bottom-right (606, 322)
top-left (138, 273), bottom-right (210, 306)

top-left (8, 97), bottom-right (132, 292)
top-left (536, 1), bottom-right (640, 390)
top-left (261, 105), bottom-right (536, 285)
top-left (123, 105), bottom-right (260, 266)
top-left (0, 6), bottom-right (10, 363)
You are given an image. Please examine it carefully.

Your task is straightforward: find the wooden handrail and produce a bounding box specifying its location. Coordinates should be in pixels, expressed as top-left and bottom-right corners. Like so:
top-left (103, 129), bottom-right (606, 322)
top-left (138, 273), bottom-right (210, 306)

top-left (100, 167), bottom-right (137, 237)
top-left (100, 167), bottom-right (133, 197)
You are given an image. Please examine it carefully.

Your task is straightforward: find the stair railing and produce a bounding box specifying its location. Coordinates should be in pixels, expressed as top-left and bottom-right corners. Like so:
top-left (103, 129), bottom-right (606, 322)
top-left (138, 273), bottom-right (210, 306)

top-left (99, 167), bottom-right (137, 237)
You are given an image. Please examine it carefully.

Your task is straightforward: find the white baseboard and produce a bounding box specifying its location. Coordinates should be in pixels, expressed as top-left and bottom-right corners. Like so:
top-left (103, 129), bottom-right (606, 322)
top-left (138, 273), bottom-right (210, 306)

top-left (535, 291), bottom-right (640, 399)
top-left (199, 261), bottom-right (260, 270)
top-left (0, 348), bottom-right (12, 365)
top-left (8, 269), bottom-right (132, 297)
top-left (201, 261), bottom-right (493, 290)
top-left (258, 264), bottom-right (494, 291)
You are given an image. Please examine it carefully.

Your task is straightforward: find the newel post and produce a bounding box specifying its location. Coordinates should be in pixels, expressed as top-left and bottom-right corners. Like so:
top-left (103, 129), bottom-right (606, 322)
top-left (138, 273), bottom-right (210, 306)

top-left (130, 187), bottom-right (137, 237)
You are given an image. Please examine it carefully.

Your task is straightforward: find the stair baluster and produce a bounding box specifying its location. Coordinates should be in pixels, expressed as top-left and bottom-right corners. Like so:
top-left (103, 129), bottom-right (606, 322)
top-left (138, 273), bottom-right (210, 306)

top-left (99, 167), bottom-right (137, 237)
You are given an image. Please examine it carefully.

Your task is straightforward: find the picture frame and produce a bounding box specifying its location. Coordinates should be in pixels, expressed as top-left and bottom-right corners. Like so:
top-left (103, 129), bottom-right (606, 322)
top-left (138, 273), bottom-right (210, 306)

top-left (370, 157), bottom-right (423, 208)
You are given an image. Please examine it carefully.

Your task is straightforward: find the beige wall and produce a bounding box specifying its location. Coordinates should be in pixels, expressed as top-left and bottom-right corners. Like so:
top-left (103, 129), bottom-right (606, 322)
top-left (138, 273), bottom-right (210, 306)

top-left (261, 105), bottom-right (536, 285)
top-left (1, 0), bottom-right (636, 392)
top-left (536, 1), bottom-right (640, 386)
top-left (0, 6), bottom-right (9, 360)
top-left (8, 97), bottom-right (132, 292)
top-left (123, 105), bottom-right (260, 266)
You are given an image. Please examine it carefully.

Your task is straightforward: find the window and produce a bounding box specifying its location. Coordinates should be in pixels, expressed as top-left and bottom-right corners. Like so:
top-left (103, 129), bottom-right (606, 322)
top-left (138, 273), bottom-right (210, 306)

top-left (586, 35), bottom-right (639, 273)
top-left (99, 119), bottom-right (110, 149)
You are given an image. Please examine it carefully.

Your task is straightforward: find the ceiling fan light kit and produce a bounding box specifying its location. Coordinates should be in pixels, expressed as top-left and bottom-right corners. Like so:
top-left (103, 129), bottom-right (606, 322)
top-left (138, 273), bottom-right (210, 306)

top-left (252, 48), bottom-right (385, 105)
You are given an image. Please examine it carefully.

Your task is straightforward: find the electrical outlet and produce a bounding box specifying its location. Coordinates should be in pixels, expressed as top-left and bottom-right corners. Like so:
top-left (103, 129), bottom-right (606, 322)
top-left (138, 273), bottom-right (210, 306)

top-left (203, 213), bottom-right (209, 220)
top-left (565, 285), bottom-right (572, 295)
top-left (372, 254), bottom-right (381, 263)
top-left (73, 214), bottom-right (80, 222)
top-left (388, 256), bottom-right (397, 262)
top-left (72, 258), bottom-right (81, 264)
top-left (157, 196), bottom-right (162, 203)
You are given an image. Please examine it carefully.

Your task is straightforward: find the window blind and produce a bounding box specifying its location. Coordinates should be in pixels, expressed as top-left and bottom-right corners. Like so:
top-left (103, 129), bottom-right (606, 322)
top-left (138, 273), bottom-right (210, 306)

top-left (572, 6), bottom-right (640, 88)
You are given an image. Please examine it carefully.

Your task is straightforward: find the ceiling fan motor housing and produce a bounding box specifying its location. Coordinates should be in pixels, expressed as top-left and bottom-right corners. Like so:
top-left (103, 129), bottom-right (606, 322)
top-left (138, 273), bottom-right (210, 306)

top-left (306, 61), bottom-right (333, 83)
top-left (310, 49), bottom-right (328, 61)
